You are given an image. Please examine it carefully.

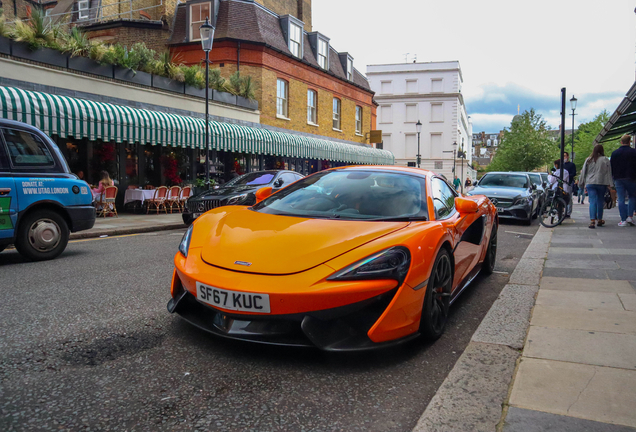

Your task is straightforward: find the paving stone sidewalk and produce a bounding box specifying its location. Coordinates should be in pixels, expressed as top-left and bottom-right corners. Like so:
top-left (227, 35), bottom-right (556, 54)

top-left (503, 203), bottom-right (636, 431)
top-left (70, 212), bottom-right (186, 239)
top-left (413, 202), bottom-right (636, 432)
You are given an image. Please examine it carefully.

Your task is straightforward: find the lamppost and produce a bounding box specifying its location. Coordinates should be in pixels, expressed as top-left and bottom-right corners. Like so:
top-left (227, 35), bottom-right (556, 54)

top-left (570, 95), bottom-right (577, 157)
top-left (416, 120), bottom-right (422, 168)
top-left (200, 17), bottom-right (215, 190)
top-left (458, 147), bottom-right (466, 194)
top-left (452, 141), bottom-right (457, 178)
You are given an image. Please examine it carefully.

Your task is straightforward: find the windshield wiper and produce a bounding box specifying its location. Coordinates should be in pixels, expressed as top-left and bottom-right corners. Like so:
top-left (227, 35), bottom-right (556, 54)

top-left (362, 216), bottom-right (428, 222)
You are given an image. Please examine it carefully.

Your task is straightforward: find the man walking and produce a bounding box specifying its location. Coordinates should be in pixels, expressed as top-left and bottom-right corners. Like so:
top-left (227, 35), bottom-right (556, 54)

top-left (611, 135), bottom-right (636, 226)
top-left (453, 176), bottom-right (461, 192)
top-left (563, 152), bottom-right (576, 217)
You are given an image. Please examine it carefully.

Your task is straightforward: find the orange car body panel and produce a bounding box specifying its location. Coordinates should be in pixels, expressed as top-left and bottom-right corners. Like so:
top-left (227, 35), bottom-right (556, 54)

top-left (171, 166), bottom-right (497, 346)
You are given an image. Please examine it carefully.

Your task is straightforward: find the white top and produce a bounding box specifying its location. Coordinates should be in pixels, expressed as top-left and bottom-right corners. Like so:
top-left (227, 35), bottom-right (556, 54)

top-left (548, 169), bottom-right (571, 194)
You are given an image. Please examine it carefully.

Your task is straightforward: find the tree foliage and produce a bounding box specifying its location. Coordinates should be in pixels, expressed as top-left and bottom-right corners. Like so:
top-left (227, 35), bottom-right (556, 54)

top-left (488, 109), bottom-right (556, 172)
top-left (572, 110), bottom-right (614, 176)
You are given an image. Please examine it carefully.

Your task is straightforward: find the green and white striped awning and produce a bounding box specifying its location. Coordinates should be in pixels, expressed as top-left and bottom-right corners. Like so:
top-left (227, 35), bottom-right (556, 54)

top-left (0, 86), bottom-right (394, 165)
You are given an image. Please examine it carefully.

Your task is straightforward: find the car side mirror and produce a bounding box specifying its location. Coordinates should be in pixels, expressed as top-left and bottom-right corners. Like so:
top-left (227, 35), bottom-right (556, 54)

top-left (255, 187), bottom-right (273, 204)
top-left (273, 178), bottom-right (283, 188)
top-left (531, 184), bottom-right (537, 190)
top-left (455, 197), bottom-right (479, 214)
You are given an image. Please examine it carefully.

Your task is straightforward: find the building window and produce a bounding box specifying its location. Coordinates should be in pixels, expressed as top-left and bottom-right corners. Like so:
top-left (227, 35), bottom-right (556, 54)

top-left (78, 0), bottom-right (89, 20)
top-left (333, 98), bottom-right (341, 130)
top-left (277, 79), bottom-right (289, 118)
top-left (355, 106), bottom-right (362, 134)
top-left (405, 104), bottom-right (418, 123)
top-left (307, 90), bottom-right (317, 124)
top-left (318, 38), bottom-right (328, 69)
top-left (380, 81), bottom-right (392, 94)
top-left (406, 79), bottom-right (418, 93)
top-left (347, 57), bottom-right (353, 81)
top-left (190, 2), bottom-right (211, 41)
top-left (431, 103), bottom-right (443, 122)
top-left (380, 105), bottom-right (392, 124)
top-left (431, 78), bottom-right (443, 93)
top-left (289, 22), bottom-right (302, 57)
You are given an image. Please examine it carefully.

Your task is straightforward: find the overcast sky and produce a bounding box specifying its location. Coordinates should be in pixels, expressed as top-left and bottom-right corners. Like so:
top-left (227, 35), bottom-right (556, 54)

top-left (313, 0), bottom-right (636, 133)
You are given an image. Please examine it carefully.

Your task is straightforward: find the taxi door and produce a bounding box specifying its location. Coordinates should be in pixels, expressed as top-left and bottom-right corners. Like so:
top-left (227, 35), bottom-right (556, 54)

top-left (0, 133), bottom-right (17, 241)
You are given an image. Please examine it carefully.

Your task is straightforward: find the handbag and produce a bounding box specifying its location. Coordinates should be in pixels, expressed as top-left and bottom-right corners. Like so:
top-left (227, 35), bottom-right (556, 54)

top-left (604, 189), bottom-right (616, 209)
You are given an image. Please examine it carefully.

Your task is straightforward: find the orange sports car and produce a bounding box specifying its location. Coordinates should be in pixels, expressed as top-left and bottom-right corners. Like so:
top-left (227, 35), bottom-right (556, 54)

top-left (168, 166), bottom-right (498, 351)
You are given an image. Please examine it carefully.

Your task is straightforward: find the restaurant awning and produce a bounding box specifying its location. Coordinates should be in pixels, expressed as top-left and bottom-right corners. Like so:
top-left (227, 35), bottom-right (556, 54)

top-left (0, 86), bottom-right (394, 165)
top-left (594, 81), bottom-right (636, 145)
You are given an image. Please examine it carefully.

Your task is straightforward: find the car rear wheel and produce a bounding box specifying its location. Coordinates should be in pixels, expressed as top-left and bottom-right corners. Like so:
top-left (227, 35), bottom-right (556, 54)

top-left (420, 248), bottom-right (453, 341)
top-left (15, 210), bottom-right (69, 261)
top-left (481, 224), bottom-right (498, 275)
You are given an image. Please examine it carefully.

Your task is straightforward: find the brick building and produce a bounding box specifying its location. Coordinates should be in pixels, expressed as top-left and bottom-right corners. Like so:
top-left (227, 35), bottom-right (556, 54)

top-left (167, 0), bottom-right (375, 146)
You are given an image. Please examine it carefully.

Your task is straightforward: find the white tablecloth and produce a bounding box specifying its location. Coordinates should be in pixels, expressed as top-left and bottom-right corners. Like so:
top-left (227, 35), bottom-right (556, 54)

top-left (123, 189), bottom-right (193, 205)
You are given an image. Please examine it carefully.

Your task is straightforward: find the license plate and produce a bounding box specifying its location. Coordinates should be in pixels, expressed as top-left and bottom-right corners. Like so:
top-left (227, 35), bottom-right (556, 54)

top-left (196, 282), bottom-right (270, 313)
top-left (497, 207), bottom-right (504, 213)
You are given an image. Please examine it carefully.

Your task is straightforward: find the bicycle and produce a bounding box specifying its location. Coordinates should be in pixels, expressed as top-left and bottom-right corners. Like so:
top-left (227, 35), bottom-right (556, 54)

top-left (539, 176), bottom-right (568, 228)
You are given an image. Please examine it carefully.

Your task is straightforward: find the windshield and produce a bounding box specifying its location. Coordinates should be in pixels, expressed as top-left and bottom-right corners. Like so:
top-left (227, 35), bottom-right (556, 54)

top-left (252, 170), bottom-right (428, 220)
top-left (225, 172), bottom-right (275, 187)
top-left (479, 174), bottom-right (529, 189)
top-left (528, 173), bottom-right (542, 186)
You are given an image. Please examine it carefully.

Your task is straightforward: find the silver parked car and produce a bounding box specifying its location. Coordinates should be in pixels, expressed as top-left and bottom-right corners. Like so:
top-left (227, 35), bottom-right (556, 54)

top-left (468, 172), bottom-right (538, 225)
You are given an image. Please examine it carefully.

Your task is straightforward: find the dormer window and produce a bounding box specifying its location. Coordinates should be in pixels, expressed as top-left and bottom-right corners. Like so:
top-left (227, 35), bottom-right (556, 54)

top-left (338, 53), bottom-right (354, 81)
top-left (308, 32), bottom-right (330, 70)
top-left (280, 15), bottom-right (305, 59)
top-left (318, 38), bottom-right (328, 69)
top-left (289, 22), bottom-right (302, 57)
top-left (190, 2), bottom-right (211, 41)
top-left (78, 0), bottom-right (89, 20)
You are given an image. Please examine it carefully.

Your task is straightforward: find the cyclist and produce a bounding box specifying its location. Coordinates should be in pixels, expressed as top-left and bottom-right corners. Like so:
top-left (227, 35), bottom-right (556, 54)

top-left (548, 159), bottom-right (572, 215)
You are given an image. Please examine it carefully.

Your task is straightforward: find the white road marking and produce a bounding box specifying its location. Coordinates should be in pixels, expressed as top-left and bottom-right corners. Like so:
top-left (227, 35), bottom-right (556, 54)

top-left (505, 231), bottom-right (535, 237)
top-left (492, 271), bottom-right (509, 275)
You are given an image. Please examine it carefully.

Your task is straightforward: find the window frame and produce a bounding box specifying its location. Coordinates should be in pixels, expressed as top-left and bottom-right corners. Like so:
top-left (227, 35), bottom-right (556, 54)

top-left (346, 57), bottom-right (353, 81)
top-left (1, 127), bottom-right (58, 171)
top-left (317, 38), bottom-right (329, 69)
top-left (355, 105), bottom-right (362, 134)
top-left (276, 78), bottom-right (289, 119)
top-left (431, 176), bottom-right (458, 220)
top-left (289, 21), bottom-right (303, 58)
top-left (430, 102), bottom-right (444, 123)
top-left (307, 89), bottom-right (318, 125)
top-left (332, 97), bottom-right (341, 131)
top-left (189, 1), bottom-right (212, 42)
top-left (78, 0), bottom-right (89, 20)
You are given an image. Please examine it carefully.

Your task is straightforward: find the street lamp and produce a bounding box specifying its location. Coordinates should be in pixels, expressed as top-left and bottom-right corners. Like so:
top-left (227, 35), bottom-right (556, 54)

top-left (415, 120), bottom-right (422, 168)
top-left (452, 141), bottom-right (457, 178)
top-left (200, 17), bottom-right (215, 190)
top-left (570, 95), bottom-right (577, 157)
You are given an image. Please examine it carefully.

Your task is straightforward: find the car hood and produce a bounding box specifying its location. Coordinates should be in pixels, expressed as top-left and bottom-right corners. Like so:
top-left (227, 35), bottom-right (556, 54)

top-left (197, 208), bottom-right (410, 275)
top-left (470, 186), bottom-right (529, 199)
top-left (191, 185), bottom-right (265, 200)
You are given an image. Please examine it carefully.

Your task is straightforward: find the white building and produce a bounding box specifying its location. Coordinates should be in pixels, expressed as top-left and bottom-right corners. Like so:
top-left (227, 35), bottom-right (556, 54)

top-left (367, 61), bottom-right (475, 184)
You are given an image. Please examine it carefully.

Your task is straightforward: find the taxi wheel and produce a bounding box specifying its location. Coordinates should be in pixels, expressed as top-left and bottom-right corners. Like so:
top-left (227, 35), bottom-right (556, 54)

top-left (420, 248), bottom-right (452, 341)
top-left (15, 210), bottom-right (69, 261)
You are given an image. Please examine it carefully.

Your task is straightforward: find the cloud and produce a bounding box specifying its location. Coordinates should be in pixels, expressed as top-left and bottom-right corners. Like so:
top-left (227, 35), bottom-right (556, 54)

top-left (467, 83), bottom-right (625, 132)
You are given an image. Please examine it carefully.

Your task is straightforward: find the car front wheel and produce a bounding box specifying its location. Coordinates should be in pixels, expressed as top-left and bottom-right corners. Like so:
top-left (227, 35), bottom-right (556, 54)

top-left (420, 248), bottom-right (453, 341)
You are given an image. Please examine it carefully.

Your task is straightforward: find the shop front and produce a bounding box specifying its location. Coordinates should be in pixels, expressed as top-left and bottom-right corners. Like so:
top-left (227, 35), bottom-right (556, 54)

top-left (0, 86), bottom-right (394, 206)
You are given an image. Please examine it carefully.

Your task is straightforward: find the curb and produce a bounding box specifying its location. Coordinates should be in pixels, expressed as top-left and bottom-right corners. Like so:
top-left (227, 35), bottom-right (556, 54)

top-left (69, 222), bottom-right (186, 240)
top-left (412, 226), bottom-right (553, 432)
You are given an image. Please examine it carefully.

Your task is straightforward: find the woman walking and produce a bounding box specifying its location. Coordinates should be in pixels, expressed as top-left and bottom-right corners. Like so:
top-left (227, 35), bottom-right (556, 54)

top-left (578, 145), bottom-right (613, 228)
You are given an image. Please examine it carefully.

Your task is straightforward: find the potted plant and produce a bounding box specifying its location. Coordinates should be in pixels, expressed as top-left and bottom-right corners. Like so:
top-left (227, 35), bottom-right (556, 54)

top-left (0, 10), bottom-right (11, 55)
top-left (184, 65), bottom-right (207, 98)
top-left (11, 9), bottom-right (69, 68)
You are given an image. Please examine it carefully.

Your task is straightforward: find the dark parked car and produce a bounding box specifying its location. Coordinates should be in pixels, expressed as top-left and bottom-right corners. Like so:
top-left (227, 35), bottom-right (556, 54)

top-left (182, 170), bottom-right (304, 225)
top-left (468, 172), bottom-right (538, 225)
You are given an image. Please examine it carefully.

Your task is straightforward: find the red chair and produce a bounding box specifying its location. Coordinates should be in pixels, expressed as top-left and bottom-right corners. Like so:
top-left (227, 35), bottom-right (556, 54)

top-left (166, 186), bottom-right (182, 213)
top-left (179, 185), bottom-right (192, 212)
top-left (97, 186), bottom-right (118, 218)
top-left (146, 186), bottom-right (168, 214)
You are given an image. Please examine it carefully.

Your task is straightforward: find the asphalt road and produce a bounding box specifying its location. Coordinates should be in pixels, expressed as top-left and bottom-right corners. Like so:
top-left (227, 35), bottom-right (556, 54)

top-left (0, 218), bottom-right (539, 431)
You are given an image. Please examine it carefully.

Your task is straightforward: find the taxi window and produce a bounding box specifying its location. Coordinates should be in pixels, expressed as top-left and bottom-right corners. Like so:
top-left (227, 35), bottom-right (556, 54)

top-left (0, 137), bottom-right (9, 171)
top-left (3, 129), bottom-right (55, 168)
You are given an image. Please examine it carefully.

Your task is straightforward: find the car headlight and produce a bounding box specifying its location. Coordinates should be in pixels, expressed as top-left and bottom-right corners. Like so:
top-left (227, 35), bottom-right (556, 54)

top-left (179, 225), bottom-right (194, 257)
top-left (226, 193), bottom-right (248, 205)
top-left (513, 197), bottom-right (532, 206)
top-left (327, 247), bottom-right (411, 285)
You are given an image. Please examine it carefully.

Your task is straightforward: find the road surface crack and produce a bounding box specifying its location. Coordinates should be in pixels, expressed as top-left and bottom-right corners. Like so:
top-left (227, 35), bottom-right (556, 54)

top-left (567, 368), bottom-right (596, 413)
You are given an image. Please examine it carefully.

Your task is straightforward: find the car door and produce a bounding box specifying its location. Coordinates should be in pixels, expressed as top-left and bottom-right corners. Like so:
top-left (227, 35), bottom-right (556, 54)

top-left (431, 177), bottom-right (482, 290)
top-left (0, 129), bottom-right (17, 242)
